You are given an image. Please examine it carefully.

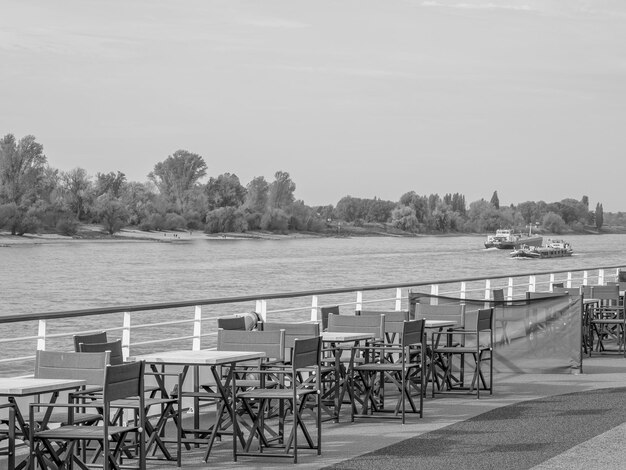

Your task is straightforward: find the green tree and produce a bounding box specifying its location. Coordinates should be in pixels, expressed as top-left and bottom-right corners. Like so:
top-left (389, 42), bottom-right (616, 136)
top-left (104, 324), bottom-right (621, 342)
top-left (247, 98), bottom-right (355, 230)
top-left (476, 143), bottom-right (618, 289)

top-left (268, 171), bottom-right (296, 209)
top-left (95, 171), bottom-right (126, 198)
top-left (94, 194), bottom-right (129, 235)
top-left (60, 167), bottom-right (92, 220)
top-left (244, 176), bottom-right (269, 213)
top-left (595, 203), bottom-right (604, 230)
top-left (149, 150), bottom-right (207, 213)
top-left (0, 134), bottom-right (47, 205)
top-left (205, 173), bottom-right (246, 210)
top-left (542, 211), bottom-right (566, 234)
top-left (391, 205), bottom-right (419, 233)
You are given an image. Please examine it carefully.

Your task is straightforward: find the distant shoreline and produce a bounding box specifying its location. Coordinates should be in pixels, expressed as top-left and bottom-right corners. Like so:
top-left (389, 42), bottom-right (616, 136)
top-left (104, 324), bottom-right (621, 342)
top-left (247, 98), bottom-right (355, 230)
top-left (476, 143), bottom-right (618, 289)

top-left (1, 223), bottom-right (623, 247)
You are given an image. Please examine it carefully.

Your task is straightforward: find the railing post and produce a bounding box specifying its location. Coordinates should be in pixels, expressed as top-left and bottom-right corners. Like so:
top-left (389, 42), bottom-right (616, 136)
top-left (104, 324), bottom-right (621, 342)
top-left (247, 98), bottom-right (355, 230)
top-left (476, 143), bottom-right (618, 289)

top-left (567, 272), bottom-right (572, 288)
top-left (598, 269), bottom-right (605, 285)
top-left (356, 291), bottom-right (363, 311)
top-left (507, 278), bottom-right (514, 301)
top-left (430, 285), bottom-right (439, 305)
top-left (549, 274), bottom-right (555, 291)
top-left (37, 320), bottom-right (46, 350)
top-left (484, 280), bottom-right (491, 300)
top-left (529, 275), bottom-right (536, 292)
top-left (311, 295), bottom-right (319, 321)
top-left (583, 271), bottom-right (589, 285)
top-left (460, 282), bottom-right (466, 301)
top-left (122, 312), bottom-right (131, 361)
top-left (255, 300), bottom-right (267, 322)
top-left (395, 288), bottom-right (402, 311)
top-left (192, 306), bottom-right (202, 351)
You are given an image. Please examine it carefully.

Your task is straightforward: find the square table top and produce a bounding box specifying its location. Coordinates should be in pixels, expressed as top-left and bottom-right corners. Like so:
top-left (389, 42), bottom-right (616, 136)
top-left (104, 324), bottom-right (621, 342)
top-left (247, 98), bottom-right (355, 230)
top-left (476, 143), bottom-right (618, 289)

top-left (127, 349), bottom-right (266, 366)
top-left (321, 332), bottom-right (374, 343)
top-left (424, 320), bottom-right (458, 329)
top-left (0, 377), bottom-right (86, 396)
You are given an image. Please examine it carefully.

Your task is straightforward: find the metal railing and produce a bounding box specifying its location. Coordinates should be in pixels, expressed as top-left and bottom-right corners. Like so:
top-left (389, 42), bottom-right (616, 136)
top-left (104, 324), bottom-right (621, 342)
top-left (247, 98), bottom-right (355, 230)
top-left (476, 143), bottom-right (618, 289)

top-left (0, 264), bottom-right (623, 375)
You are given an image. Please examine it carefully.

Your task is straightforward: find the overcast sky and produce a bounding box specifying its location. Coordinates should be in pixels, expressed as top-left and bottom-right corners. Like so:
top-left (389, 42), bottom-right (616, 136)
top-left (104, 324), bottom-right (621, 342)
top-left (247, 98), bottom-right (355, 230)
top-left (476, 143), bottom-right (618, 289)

top-left (2, 0), bottom-right (625, 211)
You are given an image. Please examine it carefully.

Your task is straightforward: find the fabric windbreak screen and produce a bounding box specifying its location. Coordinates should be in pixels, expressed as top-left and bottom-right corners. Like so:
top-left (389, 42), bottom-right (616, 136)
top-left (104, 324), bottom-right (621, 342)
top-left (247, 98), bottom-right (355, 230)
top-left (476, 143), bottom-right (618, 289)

top-left (409, 292), bottom-right (583, 374)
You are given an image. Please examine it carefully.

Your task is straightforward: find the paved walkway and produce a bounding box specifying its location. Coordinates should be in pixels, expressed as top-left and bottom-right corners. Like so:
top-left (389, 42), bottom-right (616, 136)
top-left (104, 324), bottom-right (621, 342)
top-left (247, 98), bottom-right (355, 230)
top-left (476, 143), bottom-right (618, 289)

top-left (4, 354), bottom-right (625, 470)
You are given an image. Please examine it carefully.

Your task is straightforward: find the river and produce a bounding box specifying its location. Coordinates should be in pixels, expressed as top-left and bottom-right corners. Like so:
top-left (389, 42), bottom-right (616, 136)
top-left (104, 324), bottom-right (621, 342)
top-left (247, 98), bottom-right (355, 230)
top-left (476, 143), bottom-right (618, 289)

top-left (2, 234), bottom-right (626, 317)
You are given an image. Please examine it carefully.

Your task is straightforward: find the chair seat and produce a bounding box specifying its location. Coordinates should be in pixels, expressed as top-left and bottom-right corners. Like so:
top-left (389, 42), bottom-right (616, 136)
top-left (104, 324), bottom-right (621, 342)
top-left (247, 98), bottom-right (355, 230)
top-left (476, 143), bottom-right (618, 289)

top-left (31, 411), bottom-right (101, 426)
top-left (353, 362), bottom-right (420, 373)
top-left (35, 424), bottom-right (137, 440)
top-left (435, 346), bottom-right (490, 354)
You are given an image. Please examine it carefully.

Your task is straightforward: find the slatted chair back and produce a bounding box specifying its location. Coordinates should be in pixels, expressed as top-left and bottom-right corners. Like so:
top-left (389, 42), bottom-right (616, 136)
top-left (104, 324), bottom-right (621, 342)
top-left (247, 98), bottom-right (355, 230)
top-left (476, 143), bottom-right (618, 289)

top-left (414, 303), bottom-right (465, 328)
top-left (78, 339), bottom-right (124, 365)
top-left (262, 321), bottom-right (320, 349)
top-left (356, 310), bottom-right (409, 335)
top-left (73, 331), bottom-right (108, 352)
top-left (217, 316), bottom-right (247, 331)
top-left (320, 305), bottom-right (340, 331)
top-left (217, 329), bottom-right (286, 362)
top-left (35, 350), bottom-right (110, 388)
top-left (292, 336), bottom-right (322, 371)
top-left (592, 284), bottom-right (622, 309)
top-left (327, 313), bottom-right (385, 342)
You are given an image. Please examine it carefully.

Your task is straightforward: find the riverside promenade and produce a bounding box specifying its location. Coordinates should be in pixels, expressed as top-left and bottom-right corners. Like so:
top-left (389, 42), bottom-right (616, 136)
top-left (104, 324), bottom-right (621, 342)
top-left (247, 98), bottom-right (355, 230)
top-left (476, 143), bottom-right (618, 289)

top-left (138, 354), bottom-right (626, 470)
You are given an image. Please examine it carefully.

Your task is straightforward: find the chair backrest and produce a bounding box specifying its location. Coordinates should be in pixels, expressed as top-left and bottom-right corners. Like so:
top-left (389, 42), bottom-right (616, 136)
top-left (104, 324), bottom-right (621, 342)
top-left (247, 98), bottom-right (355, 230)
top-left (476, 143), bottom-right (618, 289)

top-left (35, 350), bottom-right (110, 388)
top-left (73, 331), bottom-right (108, 352)
top-left (592, 284), bottom-right (621, 304)
top-left (356, 310), bottom-right (409, 334)
top-left (217, 329), bottom-right (286, 362)
top-left (580, 285), bottom-right (594, 298)
top-left (262, 321), bottom-right (320, 349)
top-left (78, 339), bottom-right (124, 365)
top-left (292, 336), bottom-right (321, 371)
top-left (104, 361), bottom-right (144, 403)
top-left (327, 313), bottom-right (385, 341)
top-left (492, 289), bottom-right (505, 304)
top-left (401, 319), bottom-right (425, 347)
top-left (476, 308), bottom-right (494, 332)
top-left (414, 303), bottom-right (465, 328)
top-left (320, 305), bottom-right (340, 331)
top-left (217, 316), bottom-right (247, 331)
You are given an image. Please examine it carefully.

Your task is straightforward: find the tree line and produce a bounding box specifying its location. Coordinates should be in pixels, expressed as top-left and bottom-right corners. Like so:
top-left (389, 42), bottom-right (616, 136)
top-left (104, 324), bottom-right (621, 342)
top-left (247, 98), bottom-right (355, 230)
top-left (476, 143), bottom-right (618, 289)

top-left (0, 133), bottom-right (615, 237)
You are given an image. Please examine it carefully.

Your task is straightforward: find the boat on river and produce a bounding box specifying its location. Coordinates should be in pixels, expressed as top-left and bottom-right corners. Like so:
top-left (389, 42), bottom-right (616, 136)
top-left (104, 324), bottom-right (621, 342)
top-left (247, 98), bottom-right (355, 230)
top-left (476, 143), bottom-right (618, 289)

top-left (510, 239), bottom-right (573, 259)
top-left (484, 229), bottom-right (543, 249)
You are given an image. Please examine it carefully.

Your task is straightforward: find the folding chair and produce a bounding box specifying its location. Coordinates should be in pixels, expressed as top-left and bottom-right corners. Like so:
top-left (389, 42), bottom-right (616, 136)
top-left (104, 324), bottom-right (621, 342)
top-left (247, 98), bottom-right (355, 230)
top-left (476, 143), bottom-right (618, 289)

top-left (356, 310), bottom-right (409, 344)
top-left (30, 361), bottom-right (147, 470)
top-left (0, 402), bottom-right (16, 470)
top-left (351, 319), bottom-right (426, 423)
top-left (431, 308), bottom-right (494, 399)
top-left (217, 316), bottom-right (247, 331)
top-left (78, 340), bottom-right (184, 466)
top-left (233, 336), bottom-right (322, 463)
top-left (319, 305), bottom-right (339, 331)
top-left (73, 331), bottom-right (108, 352)
top-left (589, 284), bottom-right (625, 356)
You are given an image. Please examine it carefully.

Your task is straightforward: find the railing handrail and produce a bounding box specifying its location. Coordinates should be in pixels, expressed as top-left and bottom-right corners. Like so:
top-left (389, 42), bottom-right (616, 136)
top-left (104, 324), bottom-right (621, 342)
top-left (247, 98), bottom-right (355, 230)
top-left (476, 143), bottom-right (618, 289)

top-left (1, 263), bottom-right (623, 324)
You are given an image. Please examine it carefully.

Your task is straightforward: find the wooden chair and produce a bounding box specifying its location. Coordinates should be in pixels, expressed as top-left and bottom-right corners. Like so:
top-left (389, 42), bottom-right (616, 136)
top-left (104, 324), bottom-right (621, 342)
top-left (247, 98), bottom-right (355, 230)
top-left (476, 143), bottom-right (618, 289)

top-left (30, 361), bottom-right (146, 470)
top-left (77, 340), bottom-right (184, 466)
top-left (430, 308), bottom-right (494, 399)
top-left (233, 336), bottom-right (322, 463)
top-left (351, 319), bottom-right (426, 423)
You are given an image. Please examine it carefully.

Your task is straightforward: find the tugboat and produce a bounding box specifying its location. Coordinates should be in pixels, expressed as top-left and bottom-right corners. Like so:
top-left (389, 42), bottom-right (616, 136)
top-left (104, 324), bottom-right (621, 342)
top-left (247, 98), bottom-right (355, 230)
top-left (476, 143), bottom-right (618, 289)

top-left (484, 228), bottom-right (543, 250)
top-left (510, 239), bottom-right (573, 259)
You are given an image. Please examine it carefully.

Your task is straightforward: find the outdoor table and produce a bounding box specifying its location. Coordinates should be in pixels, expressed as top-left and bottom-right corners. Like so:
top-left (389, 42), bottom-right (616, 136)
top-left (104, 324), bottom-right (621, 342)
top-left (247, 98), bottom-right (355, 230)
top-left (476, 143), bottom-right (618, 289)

top-left (0, 377), bottom-right (85, 470)
top-left (127, 349), bottom-right (266, 461)
top-left (423, 320), bottom-right (461, 392)
top-left (320, 332), bottom-right (374, 422)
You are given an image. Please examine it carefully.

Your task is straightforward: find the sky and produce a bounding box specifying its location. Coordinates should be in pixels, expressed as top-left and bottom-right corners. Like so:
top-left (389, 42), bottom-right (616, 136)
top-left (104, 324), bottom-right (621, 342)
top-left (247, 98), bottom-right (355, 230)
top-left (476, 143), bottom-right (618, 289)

top-left (1, 0), bottom-right (626, 211)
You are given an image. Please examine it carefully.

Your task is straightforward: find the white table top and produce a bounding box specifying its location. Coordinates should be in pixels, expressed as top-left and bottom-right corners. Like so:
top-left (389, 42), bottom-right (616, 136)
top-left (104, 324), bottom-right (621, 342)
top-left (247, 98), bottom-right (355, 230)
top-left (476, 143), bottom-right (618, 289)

top-left (127, 349), bottom-right (266, 366)
top-left (424, 320), bottom-right (458, 329)
top-left (321, 332), bottom-right (374, 343)
top-left (0, 377), bottom-right (86, 396)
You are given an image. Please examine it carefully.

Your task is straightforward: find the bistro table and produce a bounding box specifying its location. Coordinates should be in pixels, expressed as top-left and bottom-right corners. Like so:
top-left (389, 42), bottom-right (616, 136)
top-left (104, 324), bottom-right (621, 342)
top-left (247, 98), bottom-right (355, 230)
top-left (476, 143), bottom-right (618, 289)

top-left (320, 332), bottom-right (375, 422)
top-left (127, 349), bottom-right (266, 462)
top-left (0, 377), bottom-right (86, 470)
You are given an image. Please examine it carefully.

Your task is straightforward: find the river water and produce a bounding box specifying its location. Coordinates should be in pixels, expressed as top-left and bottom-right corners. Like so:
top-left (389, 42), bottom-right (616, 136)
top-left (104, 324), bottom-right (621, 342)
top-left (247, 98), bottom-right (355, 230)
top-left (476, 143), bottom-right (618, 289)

top-left (2, 234), bottom-right (626, 317)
